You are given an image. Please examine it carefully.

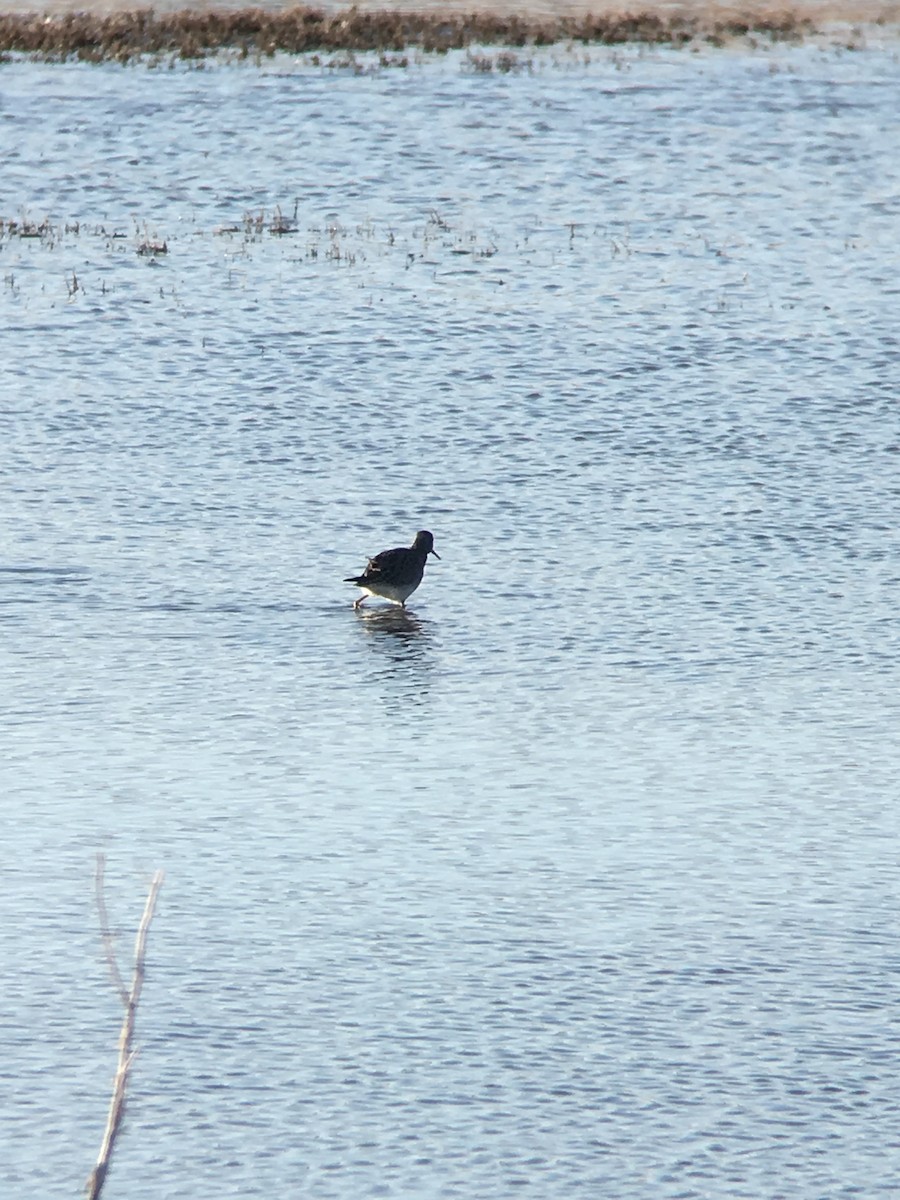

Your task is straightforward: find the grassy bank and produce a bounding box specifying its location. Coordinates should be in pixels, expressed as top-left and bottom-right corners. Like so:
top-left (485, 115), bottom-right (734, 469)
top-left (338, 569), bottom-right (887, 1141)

top-left (0, 6), bottom-right (819, 63)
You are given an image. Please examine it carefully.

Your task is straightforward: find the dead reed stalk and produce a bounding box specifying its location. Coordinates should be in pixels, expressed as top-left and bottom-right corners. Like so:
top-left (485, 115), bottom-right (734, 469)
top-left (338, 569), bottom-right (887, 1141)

top-left (86, 856), bottom-right (164, 1200)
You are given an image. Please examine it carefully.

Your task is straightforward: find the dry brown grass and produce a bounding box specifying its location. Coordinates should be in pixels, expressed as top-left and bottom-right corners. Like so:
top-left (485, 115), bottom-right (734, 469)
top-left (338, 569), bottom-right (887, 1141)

top-left (0, 5), bottom-right (826, 62)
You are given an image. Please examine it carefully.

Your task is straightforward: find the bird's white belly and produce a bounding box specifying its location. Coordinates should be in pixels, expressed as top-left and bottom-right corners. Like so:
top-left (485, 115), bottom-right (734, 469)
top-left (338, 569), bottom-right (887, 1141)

top-left (364, 580), bottom-right (417, 605)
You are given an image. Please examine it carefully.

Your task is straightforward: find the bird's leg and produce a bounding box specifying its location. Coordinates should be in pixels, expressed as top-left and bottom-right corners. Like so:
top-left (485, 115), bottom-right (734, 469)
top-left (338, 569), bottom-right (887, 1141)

top-left (354, 595), bottom-right (367, 610)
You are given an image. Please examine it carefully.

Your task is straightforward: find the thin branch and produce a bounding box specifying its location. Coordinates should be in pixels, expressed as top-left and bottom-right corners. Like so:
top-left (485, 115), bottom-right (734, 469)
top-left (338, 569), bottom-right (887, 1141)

top-left (86, 867), bottom-right (164, 1200)
top-left (94, 853), bottom-right (129, 1007)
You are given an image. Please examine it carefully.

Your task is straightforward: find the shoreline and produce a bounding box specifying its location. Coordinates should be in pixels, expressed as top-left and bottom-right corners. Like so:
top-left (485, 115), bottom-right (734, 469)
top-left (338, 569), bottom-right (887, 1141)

top-left (0, 3), bottom-right (897, 63)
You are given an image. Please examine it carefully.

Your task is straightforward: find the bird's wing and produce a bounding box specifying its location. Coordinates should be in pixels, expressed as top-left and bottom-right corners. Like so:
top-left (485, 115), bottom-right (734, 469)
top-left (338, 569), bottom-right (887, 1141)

top-left (365, 547), bottom-right (404, 575)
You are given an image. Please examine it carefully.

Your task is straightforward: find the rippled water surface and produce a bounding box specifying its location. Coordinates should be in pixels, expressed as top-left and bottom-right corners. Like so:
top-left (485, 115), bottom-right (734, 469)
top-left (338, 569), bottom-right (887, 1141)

top-left (2, 39), bottom-right (900, 1200)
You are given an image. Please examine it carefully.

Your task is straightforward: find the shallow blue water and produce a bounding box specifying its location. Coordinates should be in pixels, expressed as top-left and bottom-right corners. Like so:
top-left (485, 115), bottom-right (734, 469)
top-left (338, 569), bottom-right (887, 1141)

top-left (1, 38), bottom-right (900, 1200)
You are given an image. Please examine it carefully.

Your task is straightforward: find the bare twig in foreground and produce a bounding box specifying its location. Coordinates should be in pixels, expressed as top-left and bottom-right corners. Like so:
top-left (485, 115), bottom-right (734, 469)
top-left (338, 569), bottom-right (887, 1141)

top-left (86, 857), bottom-right (164, 1200)
top-left (94, 853), bottom-right (130, 1006)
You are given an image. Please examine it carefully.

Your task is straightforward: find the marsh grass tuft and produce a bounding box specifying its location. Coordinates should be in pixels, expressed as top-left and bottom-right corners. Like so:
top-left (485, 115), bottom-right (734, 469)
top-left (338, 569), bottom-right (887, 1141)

top-left (3, 215), bottom-right (53, 239)
top-left (136, 240), bottom-right (168, 256)
top-left (465, 48), bottom-right (531, 71)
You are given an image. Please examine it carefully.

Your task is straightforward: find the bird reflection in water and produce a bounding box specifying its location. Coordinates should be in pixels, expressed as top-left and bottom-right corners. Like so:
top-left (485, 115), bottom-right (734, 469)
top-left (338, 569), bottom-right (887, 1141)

top-left (353, 606), bottom-right (434, 709)
top-left (355, 604), bottom-right (425, 645)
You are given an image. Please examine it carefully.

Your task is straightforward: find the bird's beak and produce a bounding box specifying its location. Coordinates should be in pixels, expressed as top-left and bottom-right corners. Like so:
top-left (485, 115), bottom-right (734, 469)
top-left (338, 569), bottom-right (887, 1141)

top-left (430, 549), bottom-right (441, 560)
